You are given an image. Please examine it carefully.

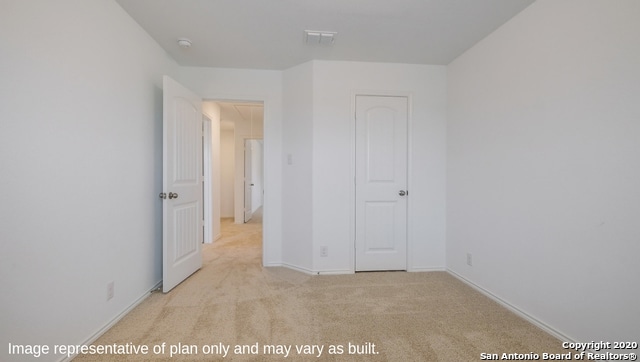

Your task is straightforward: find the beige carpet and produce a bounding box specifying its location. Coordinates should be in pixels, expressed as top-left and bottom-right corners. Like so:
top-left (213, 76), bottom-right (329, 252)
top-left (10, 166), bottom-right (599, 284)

top-left (75, 213), bottom-right (567, 361)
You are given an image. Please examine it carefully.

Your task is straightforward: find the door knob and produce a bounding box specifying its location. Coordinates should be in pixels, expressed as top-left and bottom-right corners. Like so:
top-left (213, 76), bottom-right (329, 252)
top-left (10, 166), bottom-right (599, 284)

top-left (398, 190), bottom-right (407, 196)
top-left (159, 192), bottom-right (167, 199)
top-left (168, 192), bottom-right (178, 199)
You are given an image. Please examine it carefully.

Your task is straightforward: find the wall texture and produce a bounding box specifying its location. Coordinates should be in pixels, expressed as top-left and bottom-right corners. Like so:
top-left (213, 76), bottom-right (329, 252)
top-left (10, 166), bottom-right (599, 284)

top-left (0, 0), bottom-right (178, 360)
top-left (281, 61), bottom-right (315, 271)
top-left (220, 129), bottom-right (236, 218)
top-left (447, 0), bottom-right (640, 342)
top-left (202, 101), bottom-right (222, 242)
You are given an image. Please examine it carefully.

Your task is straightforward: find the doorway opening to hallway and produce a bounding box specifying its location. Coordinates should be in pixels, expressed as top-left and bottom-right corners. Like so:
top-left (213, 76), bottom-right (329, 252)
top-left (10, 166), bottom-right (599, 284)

top-left (205, 100), bottom-right (264, 256)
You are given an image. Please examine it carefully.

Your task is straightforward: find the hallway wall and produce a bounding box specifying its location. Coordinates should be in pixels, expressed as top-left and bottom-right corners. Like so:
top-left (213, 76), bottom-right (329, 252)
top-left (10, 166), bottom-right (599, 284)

top-left (220, 128), bottom-right (235, 218)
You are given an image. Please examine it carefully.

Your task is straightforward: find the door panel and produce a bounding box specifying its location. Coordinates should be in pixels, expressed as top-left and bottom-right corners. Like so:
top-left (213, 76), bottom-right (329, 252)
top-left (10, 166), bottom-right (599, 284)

top-left (355, 95), bottom-right (408, 271)
top-left (364, 202), bottom-right (397, 250)
top-left (366, 112), bottom-right (396, 181)
top-left (162, 76), bottom-right (203, 293)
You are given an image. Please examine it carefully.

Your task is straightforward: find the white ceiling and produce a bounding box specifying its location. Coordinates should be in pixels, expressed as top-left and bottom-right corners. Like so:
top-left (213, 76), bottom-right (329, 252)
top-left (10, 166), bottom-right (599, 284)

top-left (115, 0), bottom-right (535, 70)
top-left (215, 101), bottom-right (264, 130)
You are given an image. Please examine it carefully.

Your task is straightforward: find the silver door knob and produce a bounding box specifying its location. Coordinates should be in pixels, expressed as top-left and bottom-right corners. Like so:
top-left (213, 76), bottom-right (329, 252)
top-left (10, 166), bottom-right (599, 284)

top-left (398, 190), bottom-right (407, 196)
top-left (168, 192), bottom-right (178, 199)
top-left (159, 192), bottom-right (167, 199)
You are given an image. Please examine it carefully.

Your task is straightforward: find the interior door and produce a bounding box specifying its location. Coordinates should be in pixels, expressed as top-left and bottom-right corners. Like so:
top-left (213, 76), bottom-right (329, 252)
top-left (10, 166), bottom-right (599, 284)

top-left (244, 139), bottom-right (253, 223)
top-left (162, 75), bottom-right (203, 293)
top-left (355, 95), bottom-right (408, 271)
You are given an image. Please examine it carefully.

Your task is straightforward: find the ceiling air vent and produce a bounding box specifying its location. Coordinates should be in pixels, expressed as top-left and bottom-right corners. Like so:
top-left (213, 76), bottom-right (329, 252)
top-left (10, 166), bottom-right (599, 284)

top-left (304, 30), bottom-right (336, 46)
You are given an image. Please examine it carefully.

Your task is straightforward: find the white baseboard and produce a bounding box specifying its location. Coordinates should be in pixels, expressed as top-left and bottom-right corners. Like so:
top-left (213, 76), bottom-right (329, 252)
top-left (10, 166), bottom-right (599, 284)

top-left (314, 269), bottom-right (354, 275)
top-left (273, 263), bottom-right (353, 275)
top-left (59, 280), bottom-right (163, 362)
top-left (273, 263), bottom-right (445, 275)
top-left (265, 262), bottom-right (313, 275)
top-left (278, 263), bottom-right (315, 275)
top-left (446, 269), bottom-right (576, 344)
top-left (409, 266), bottom-right (446, 272)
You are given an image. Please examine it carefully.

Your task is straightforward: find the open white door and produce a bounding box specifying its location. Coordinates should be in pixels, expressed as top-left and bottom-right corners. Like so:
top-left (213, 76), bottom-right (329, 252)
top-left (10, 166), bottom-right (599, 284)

top-left (244, 139), bottom-right (253, 223)
top-left (162, 76), bottom-right (203, 293)
top-left (355, 95), bottom-right (408, 271)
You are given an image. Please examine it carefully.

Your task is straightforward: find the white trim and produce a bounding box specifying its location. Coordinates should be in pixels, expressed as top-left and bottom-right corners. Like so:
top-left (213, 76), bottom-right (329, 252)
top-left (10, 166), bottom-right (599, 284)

top-left (276, 263), bottom-right (353, 276)
top-left (446, 269), bottom-right (577, 344)
top-left (277, 263), bottom-right (315, 275)
top-left (348, 93), bottom-right (357, 273)
top-left (59, 281), bottom-right (163, 362)
top-left (277, 262), bottom-right (445, 274)
top-left (351, 91), bottom-right (413, 272)
top-left (202, 116), bottom-right (213, 244)
top-left (405, 94), bottom-right (414, 271)
top-left (408, 267), bottom-right (446, 272)
top-left (315, 269), bottom-right (354, 275)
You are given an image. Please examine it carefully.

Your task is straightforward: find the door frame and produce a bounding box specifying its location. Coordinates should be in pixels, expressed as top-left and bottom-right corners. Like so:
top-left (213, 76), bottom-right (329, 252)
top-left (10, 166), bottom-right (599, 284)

top-left (243, 138), bottom-right (253, 223)
top-left (202, 115), bottom-right (213, 243)
top-left (350, 90), bottom-right (413, 272)
top-left (204, 98), bottom-right (267, 259)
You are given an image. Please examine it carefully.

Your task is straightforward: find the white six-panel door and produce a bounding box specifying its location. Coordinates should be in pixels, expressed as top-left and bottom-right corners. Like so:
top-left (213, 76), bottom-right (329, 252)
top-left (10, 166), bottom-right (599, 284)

top-left (355, 95), bottom-right (408, 271)
top-left (162, 76), bottom-right (203, 293)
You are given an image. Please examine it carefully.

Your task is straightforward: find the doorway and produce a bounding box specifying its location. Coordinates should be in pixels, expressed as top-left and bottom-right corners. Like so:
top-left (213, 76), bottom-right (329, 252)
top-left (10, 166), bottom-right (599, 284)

top-left (214, 101), bottom-right (264, 237)
top-left (244, 138), bottom-right (264, 223)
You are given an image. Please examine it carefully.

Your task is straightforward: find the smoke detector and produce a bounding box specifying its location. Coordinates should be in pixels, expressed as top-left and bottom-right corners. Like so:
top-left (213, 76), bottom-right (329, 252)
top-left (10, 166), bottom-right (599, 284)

top-left (177, 38), bottom-right (192, 49)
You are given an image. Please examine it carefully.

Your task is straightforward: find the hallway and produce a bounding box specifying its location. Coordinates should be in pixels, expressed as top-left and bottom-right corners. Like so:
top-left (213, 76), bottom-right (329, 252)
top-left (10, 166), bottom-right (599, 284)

top-left (204, 207), bottom-right (263, 266)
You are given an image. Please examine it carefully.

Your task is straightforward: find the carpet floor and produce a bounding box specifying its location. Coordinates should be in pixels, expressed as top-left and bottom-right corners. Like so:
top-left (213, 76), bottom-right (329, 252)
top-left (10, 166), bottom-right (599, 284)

top-left (75, 213), bottom-right (567, 361)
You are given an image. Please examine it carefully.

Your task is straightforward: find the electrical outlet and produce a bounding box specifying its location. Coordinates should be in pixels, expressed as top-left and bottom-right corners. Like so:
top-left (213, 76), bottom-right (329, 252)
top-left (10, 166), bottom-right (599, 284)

top-left (466, 253), bottom-right (473, 266)
top-left (107, 281), bottom-right (115, 301)
top-left (320, 246), bottom-right (328, 257)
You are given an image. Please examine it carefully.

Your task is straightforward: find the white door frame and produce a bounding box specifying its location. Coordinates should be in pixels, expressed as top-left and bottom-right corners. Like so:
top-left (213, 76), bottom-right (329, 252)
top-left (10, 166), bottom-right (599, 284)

top-left (204, 99), bottom-right (267, 259)
top-left (243, 138), bottom-right (253, 223)
top-left (351, 91), bottom-right (413, 272)
top-left (202, 116), bottom-right (213, 243)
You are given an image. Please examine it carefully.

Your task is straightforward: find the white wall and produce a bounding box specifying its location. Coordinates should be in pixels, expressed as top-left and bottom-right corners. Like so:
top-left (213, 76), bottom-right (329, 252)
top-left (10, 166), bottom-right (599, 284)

top-left (311, 61), bottom-right (447, 273)
top-left (0, 0), bottom-right (178, 360)
top-left (202, 102), bottom-right (222, 241)
top-left (447, 0), bottom-right (640, 343)
top-left (281, 62), bottom-right (315, 271)
top-left (220, 128), bottom-right (236, 218)
top-left (178, 67), bottom-right (283, 265)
